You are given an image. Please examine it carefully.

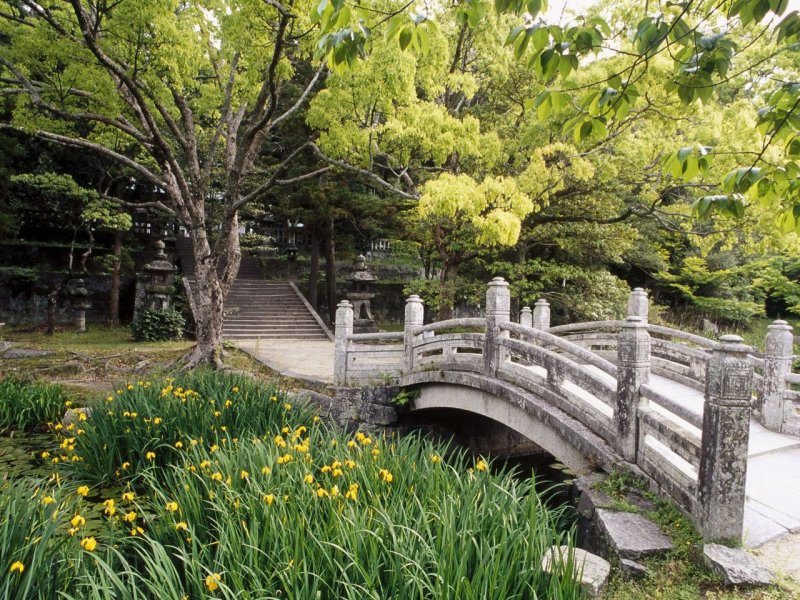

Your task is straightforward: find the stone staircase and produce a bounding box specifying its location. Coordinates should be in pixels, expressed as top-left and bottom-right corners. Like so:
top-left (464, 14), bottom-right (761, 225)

top-left (173, 237), bottom-right (330, 341)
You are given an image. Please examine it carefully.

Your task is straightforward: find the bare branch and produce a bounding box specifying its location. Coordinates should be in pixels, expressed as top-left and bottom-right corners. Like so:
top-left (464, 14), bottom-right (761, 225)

top-left (309, 144), bottom-right (419, 200)
top-left (0, 124), bottom-right (166, 187)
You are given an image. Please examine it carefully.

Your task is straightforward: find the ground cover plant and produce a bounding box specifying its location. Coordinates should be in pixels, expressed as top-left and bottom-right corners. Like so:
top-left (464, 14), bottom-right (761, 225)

top-left (1, 372), bottom-right (582, 599)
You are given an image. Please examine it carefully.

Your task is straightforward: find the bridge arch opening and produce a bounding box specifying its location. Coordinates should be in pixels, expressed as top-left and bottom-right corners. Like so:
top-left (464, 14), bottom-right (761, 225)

top-left (399, 383), bottom-right (596, 473)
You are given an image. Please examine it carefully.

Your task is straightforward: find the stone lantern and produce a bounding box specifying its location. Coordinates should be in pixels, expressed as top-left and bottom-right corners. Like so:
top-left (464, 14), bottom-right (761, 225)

top-left (69, 278), bottom-right (91, 333)
top-left (141, 239), bottom-right (176, 311)
top-left (347, 254), bottom-right (378, 333)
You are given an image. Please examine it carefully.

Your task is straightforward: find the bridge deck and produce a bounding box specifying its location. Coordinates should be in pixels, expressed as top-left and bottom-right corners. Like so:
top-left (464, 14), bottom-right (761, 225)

top-left (238, 339), bottom-right (800, 547)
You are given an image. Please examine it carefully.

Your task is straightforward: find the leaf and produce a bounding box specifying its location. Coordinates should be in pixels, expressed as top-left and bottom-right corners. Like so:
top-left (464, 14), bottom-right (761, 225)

top-left (399, 28), bottom-right (413, 51)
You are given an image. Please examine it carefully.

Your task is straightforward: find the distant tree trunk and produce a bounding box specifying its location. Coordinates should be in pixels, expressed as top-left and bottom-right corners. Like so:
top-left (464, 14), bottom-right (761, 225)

top-left (437, 262), bottom-right (458, 321)
top-left (308, 233), bottom-right (320, 309)
top-left (109, 231), bottom-right (122, 327)
top-left (325, 217), bottom-right (337, 325)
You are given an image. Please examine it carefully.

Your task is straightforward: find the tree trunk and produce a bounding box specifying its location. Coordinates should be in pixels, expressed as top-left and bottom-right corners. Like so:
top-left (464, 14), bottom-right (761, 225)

top-left (308, 233), bottom-right (320, 309)
top-left (109, 231), bottom-right (122, 327)
top-left (325, 217), bottom-right (337, 326)
top-left (437, 263), bottom-right (458, 321)
top-left (185, 225), bottom-right (240, 368)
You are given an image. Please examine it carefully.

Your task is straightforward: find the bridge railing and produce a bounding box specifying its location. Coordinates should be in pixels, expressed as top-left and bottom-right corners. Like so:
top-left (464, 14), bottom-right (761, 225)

top-left (333, 281), bottom-right (772, 541)
top-left (334, 300), bottom-right (405, 386)
top-left (497, 321), bottom-right (618, 443)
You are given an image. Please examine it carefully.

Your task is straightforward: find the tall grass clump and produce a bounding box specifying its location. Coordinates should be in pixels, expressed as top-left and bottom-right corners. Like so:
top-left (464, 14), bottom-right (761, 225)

top-left (0, 377), bottom-right (69, 432)
top-left (62, 369), bottom-right (310, 486)
top-left (0, 479), bottom-right (86, 598)
top-left (59, 427), bottom-right (582, 599)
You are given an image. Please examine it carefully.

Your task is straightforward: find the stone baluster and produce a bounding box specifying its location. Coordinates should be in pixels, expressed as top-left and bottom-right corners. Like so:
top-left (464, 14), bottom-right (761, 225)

top-left (533, 299), bottom-right (551, 330)
top-left (627, 288), bottom-right (649, 321)
top-left (334, 300), bottom-right (353, 386)
top-left (697, 335), bottom-right (753, 542)
top-left (404, 295), bottom-right (424, 376)
top-left (762, 320), bottom-right (793, 431)
top-left (485, 278), bottom-right (511, 377)
top-left (520, 306), bottom-right (532, 328)
top-left (616, 316), bottom-right (651, 462)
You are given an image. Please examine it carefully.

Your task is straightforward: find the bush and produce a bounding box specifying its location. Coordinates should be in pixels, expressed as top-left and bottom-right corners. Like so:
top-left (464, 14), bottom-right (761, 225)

top-left (0, 378), bottom-right (69, 431)
top-left (130, 308), bottom-right (185, 342)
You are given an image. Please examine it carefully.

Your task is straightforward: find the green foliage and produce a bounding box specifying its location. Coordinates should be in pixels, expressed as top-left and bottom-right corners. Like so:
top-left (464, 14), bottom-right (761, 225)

top-left (0, 374), bottom-right (583, 599)
top-left (65, 371), bottom-right (299, 486)
top-left (130, 309), bottom-right (185, 343)
top-left (0, 266), bottom-right (39, 285)
top-left (391, 388), bottom-right (420, 406)
top-left (61, 434), bottom-right (580, 599)
top-left (0, 378), bottom-right (70, 432)
top-left (0, 480), bottom-right (82, 599)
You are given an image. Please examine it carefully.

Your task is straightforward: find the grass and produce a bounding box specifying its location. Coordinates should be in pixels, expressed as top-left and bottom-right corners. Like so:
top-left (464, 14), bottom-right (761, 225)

top-left (0, 378), bottom-right (69, 432)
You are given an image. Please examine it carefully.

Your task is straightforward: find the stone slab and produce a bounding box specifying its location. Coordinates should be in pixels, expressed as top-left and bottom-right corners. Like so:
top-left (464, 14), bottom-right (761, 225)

top-left (743, 506), bottom-right (790, 548)
top-left (703, 543), bottom-right (775, 587)
top-left (236, 339), bottom-right (335, 385)
top-left (748, 421), bottom-right (800, 458)
top-left (1, 347), bottom-right (52, 359)
top-left (541, 545), bottom-right (610, 599)
top-left (595, 509), bottom-right (674, 560)
top-left (619, 558), bottom-right (648, 580)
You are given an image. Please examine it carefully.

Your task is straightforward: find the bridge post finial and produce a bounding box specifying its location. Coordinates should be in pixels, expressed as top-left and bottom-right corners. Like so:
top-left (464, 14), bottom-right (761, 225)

top-left (698, 335), bottom-right (753, 542)
top-left (520, 306), bottom-right (532, 328)
top-left (616, 315), bottom-right (650, 461)
top-left (404, 295), bottom-right (425, 375)
top-left (627, 288), bottom-right (649, 322)
top-left (761, 320), bottom-right (793, 432)
top-left (485, 278), bottom-right (511, 376)
top-left (334, 300), bottom-right (354, 386)
top-left (533, 299), bottom-right (550, 330)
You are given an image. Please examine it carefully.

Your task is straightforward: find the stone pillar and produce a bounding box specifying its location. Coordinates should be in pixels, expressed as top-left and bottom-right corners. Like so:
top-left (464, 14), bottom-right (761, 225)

top-left (484, 278), bottom-right (511, 376)
top-left (616, 316), bottom-right (651, 462)
top-left (762, 320), bottom-right (793, 431)
top-left (404, 295), bottom-right (424, 376)
top-left (627, 288), bottom-right (649, 321)
top-left (520, 306), bottom-right (532, 328)
top-left (533, 299), bottom-right (550, 330)
top-left (697, 335), bottom-right (753, 542)
top-left (334, 300), bottom-right (353, 386)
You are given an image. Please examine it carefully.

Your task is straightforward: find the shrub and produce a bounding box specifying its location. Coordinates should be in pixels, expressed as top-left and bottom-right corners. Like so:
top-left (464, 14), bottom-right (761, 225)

top-left (130, 308), bottom-right (185, 342)
top-left (0, 378), bottom-right (69, 431)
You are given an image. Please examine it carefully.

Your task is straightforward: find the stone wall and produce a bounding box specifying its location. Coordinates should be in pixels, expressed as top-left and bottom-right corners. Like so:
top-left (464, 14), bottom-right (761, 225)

top-left (0, 271), bottom-right (137, 325)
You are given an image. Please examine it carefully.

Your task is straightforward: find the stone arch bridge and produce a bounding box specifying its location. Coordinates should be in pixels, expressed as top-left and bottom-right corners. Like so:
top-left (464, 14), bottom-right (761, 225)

top-left (333, 278), bottom-right (800, 543)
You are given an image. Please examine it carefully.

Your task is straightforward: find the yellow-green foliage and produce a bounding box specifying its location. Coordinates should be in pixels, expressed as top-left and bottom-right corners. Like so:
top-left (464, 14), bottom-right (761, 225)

top-left (418, 173), bottom-right (533, 247)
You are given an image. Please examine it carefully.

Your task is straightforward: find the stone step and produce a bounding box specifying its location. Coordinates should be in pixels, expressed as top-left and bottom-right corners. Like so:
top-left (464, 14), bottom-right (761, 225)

top-left (222, 333), bottom-right (329, 340)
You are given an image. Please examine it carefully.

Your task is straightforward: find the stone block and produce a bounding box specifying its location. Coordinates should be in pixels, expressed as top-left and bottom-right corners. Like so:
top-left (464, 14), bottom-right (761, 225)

top-left (541, 545), bottom-right (610, 599)
top-left (62, 407), bottom-right (92, 427)
top-left (574, 475), bottom-right (617, 519)
top-left (703, 543), bottom-right (775, 587)
top-left (595, 509), bottom-right (674, 560)
top-left (619, 558), bottom-right (648, 580)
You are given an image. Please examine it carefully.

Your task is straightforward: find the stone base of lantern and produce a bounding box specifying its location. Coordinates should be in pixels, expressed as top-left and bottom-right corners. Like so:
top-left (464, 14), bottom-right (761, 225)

top-left (353, 318), bottom-right (379, 334)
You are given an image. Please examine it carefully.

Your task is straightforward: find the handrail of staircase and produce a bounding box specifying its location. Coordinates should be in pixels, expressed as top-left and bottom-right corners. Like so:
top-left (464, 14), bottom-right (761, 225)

top-left (288, 281), bottom-right (335, 342)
